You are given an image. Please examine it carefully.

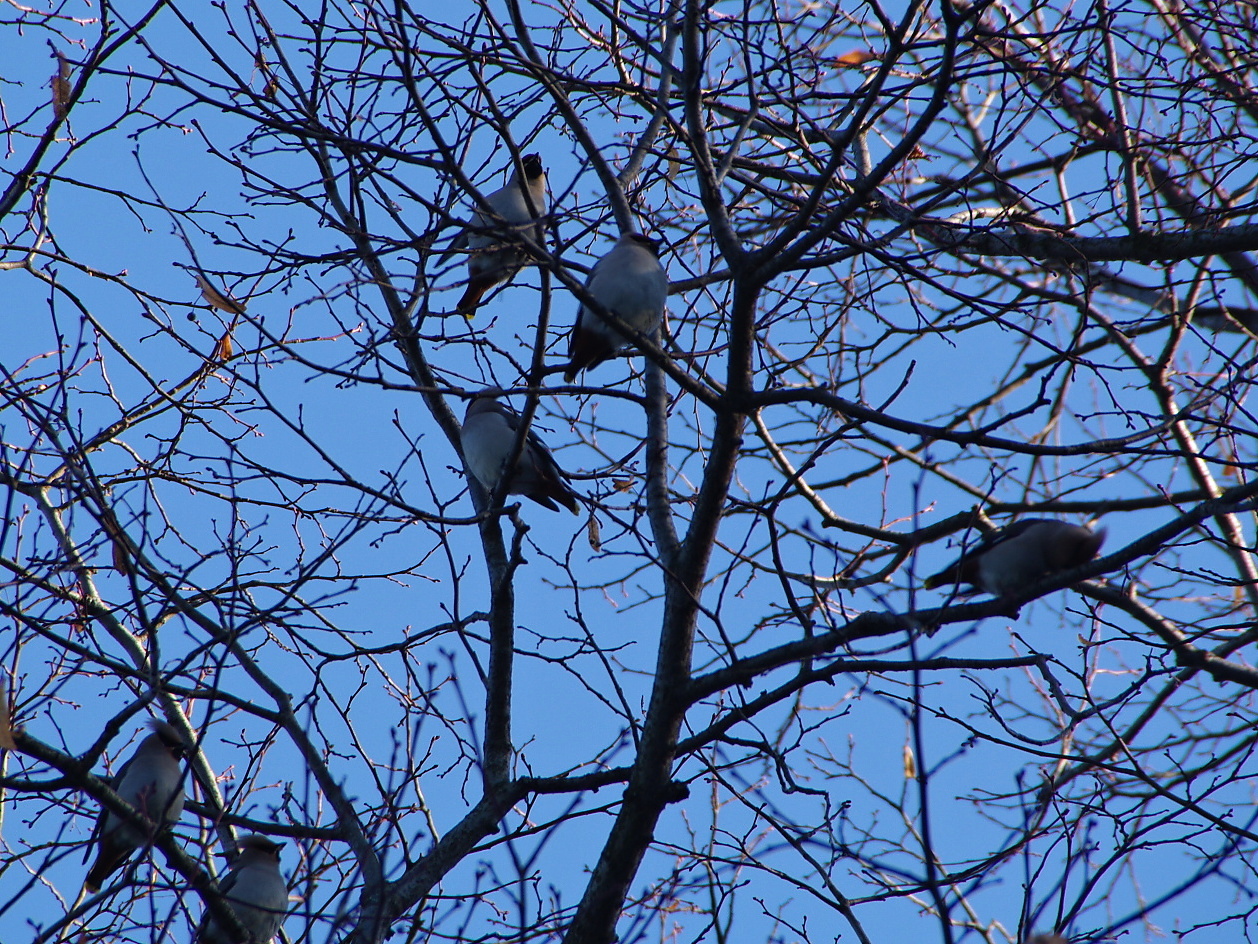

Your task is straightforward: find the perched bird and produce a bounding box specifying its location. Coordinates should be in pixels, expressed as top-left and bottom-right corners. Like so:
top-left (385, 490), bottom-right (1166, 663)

top-left (444, 153), bottom-right (547, 315)
top-left (84, 720), bottom-right (186, 892)
top-left (923, 518), bottom-right (1105, 599)
top-left (195, 834), bottom-right (289, 944)
top-left (460, 395), bottom-right (580, 514)
top-left (564, 232), bottom-right (668, 382)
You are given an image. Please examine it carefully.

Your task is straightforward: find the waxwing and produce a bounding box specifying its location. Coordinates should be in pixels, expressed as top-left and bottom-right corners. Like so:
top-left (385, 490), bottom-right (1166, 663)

top-left (564, 232), bottom-right (667, 382)
top-left (924, 518), bottom-right (1105, 599)
top-left (194, 834), bottom-right (289, 944)
top-left (84, 720), bottom-right (186, 891)
top-left (461, 396), bottom-right (580, 514)
top-left (444, 153), bottom-right (547, 315)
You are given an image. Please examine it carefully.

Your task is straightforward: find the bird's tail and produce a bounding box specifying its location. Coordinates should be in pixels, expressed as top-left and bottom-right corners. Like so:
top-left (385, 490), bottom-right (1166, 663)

top-left (456, 279), bottom-right (490, 316)
top-left (556, 489), bottom-right (580, 515)
top-left (84, 837), bottom-right (126, 894)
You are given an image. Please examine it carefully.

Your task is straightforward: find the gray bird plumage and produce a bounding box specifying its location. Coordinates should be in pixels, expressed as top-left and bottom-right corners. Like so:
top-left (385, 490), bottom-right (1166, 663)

top-left (84, 720), bottom-right (186, 892)
top-left (195, 834), bottom-right (289, 944)
top-left (924, 518), bottom-right (1105, 599)
top-left (444, 153), bottom-right (547, 315)
top-left (461, 396), bottom-right (580, 514)
top-left (564, 232), bottom-right (668, 382)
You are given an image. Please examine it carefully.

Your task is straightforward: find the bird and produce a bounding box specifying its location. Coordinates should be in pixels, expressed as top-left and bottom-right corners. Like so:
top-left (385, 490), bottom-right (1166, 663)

top-left (194, 834), bottom-right (289, 944)
top-left (443, 153), bottom-right (547, 315)
top-left (84, 720), bottom-right (187, 892)
top-left (564, 232), bottom-right (668, 382)
top-left (460, 395), bottom-right (581, 514)
top-left (923, 518), bottom-right (1105, 599)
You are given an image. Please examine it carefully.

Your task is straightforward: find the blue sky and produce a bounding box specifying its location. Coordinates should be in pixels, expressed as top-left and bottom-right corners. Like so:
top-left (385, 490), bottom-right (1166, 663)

top-left (2, 2), bottom-right (1256, 943)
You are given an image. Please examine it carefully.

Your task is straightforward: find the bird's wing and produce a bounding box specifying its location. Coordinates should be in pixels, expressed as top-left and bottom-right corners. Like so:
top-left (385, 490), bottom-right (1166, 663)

top-left (495, 406), bottom-right (561, 474)
top-left (573, 252), bottom-right (613, 330)
top-left (216, 866), bottom-right (241, 900)
top-left (83, 759), bottom-right (132, 861)
top-left (525, 428), bottom-right (564, 479)
top-left (436, 225), bottom-right (470, 266)
top-left (924, 520), bottom-right (1047, 589)
top-left (951, 518), bottom-right (1045, 565)
top-left (499, 404), bottom-right (524, 433)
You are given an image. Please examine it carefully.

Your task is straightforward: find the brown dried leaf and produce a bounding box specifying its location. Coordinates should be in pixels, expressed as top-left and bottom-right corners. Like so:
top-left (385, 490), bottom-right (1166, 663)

top-left (101, 515), bottom-right (132, 575)
top-left (834, 49), bottom-right (878, 68)
top-left (256, 52), bottom-right (279, 101)
top-left (666, 145), bottom-right (682, 183)
top-left (196, 274), bottom-right (247, 315)
top-left (587, 514), bottom-right (601, 552)
top-left (611, 477), bottom-right (635, 493)
top-left (902, 743), bottom-right (917, 779)
top-left (0, 682), bottom-right (15, 750)
top-left (1225, 447), bottom-right (1240, 479)
top-left (112, 542), bottom-right (131, 575)
top-left (51, 51), bottom-right (72, 120)
top-left (212, 330), bottom-right (234, 362)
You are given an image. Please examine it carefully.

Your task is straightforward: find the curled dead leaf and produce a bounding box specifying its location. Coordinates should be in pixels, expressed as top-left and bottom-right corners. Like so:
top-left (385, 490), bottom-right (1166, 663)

top-left (196, 274), bottom-right (247, 315)
top-left (587, 514), bottom-right (601, 552)
top-left (255, 51), bottom-right (280, 100)
top-left (1225, 448), bottom-right (1240, 479)
top-left (834, 49), bottom-right (878, 68)
top-left (101, 514), bottom-right (132, 575)
top-left (212, 330), bottom-right (234, 362)
top-left (0, 682), bottom-right (15, 750)
top-left (666, 145), bottom-right (682, 182)
top-left (903, 743), bottom-right (917, 779)
top-left (51, 51), bottom-right (72, 120)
